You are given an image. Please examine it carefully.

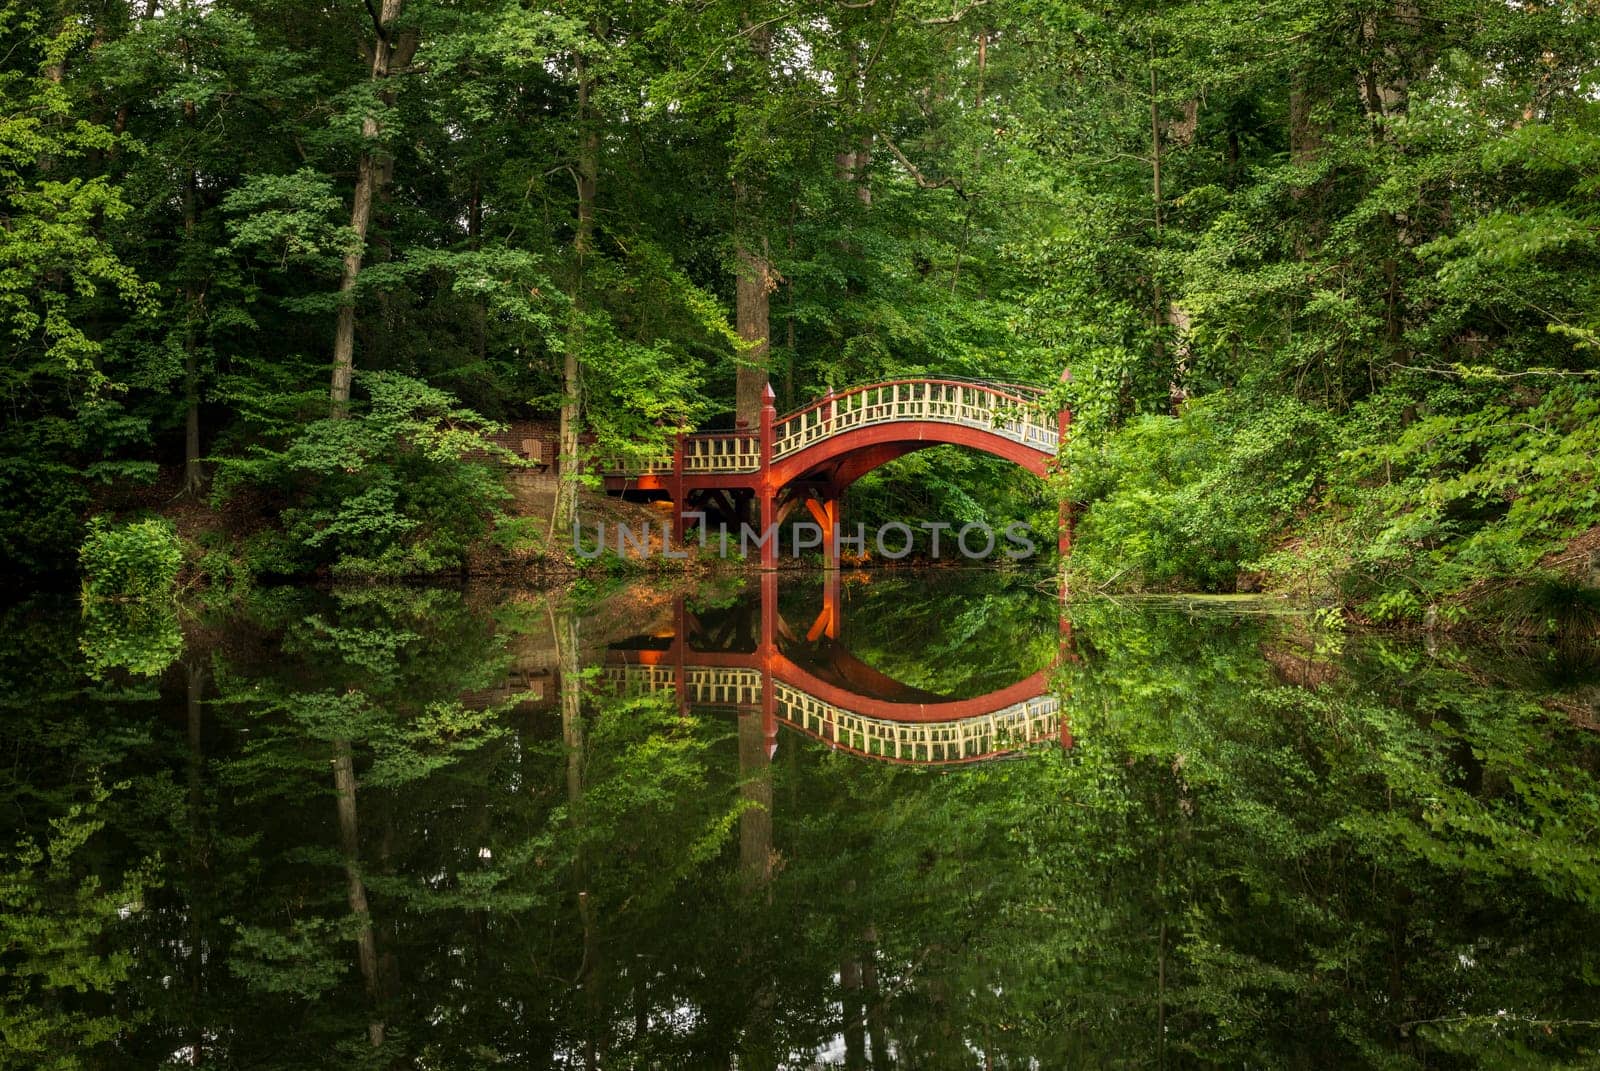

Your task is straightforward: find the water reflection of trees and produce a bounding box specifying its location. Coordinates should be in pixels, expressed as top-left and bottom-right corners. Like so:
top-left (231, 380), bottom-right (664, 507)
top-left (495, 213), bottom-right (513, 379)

top-left (2, 587), bottom-right (1600, 1066)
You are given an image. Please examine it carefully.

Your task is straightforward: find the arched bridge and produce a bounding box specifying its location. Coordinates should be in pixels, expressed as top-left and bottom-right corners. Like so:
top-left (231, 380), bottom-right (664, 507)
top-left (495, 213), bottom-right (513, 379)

top-left (601, 378), bottom-right (1071, 565)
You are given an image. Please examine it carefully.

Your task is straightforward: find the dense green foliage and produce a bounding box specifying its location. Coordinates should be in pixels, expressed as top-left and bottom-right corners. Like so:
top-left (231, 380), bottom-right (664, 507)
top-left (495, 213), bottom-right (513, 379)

top-left (1052, 1), bottom-right (1600, 608)
top-left (76, 518), bottom-right (184, 674)
top-left (212, 372), bottom-right (516, 577)
top-left (78, 517), bottom-right (181, 600)
top-left (1069, 396), bottom-right (1331, 590)
top-left (3, 0), bottom-right (1599, 599)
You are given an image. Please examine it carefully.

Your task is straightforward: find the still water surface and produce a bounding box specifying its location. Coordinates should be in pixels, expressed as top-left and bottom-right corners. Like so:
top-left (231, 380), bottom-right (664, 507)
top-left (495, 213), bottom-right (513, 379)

top-left (5, 569), bottom-right (1600, 1067)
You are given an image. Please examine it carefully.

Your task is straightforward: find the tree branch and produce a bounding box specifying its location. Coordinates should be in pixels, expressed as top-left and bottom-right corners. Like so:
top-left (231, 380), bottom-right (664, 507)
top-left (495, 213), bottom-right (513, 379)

top-left (361, 0), bottom-right (389, 45)
top-left (877, 132), bottom-right (968, 199)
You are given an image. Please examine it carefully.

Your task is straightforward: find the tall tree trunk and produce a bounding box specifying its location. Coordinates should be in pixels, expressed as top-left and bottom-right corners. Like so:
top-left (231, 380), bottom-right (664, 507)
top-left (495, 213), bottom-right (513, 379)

top-left (734, 219), bottom-right (771, 428)
top-left (180, 97), bottom-right (205, 495)
top-left (733, 17), bottom-right (773, 429)
top-left (1149, 60), bottom-right (1173, 411)
top-left (783, 199), bottom-right (797, 407)
top-left (841, 949), bottom-right (866, 1068)
top-left (1288, 72), bottom-right (1321, 170)
top-left (329, 0), bottom-right (417, 417)
top-left (557, 50), bottom-right (598, 538)
top-left (1363, 1), bottom-right (1420, 366)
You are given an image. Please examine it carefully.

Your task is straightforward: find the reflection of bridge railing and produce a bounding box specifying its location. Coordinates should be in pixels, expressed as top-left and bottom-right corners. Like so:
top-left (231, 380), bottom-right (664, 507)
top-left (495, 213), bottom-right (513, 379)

top-left (603, 664), bottom-right (1061, 765)
top-left (772, 380), bottom-right (1058, 462)
top-left (777, 683), bottom-right (1059, 764)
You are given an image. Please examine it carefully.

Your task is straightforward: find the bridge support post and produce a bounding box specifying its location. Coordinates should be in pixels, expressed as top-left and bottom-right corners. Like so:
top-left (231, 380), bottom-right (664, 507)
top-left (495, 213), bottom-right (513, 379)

top-left (757, 492), bottom-right (777, 569)
top-left (758, 384), bottom-right (778, 569)
top-left (670, 430), bottom-right (687, 545)
top-left (760, 569), bottom-right (779, 756)
top-left (823, 562), bottom-right (841, 641)
top-left (804, 495), bottom-right (841, 571)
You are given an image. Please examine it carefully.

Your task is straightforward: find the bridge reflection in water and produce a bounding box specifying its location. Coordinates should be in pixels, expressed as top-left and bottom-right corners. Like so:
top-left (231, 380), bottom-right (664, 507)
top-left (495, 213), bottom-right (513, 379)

top-left (603, 571), bottom-right (1071, 765)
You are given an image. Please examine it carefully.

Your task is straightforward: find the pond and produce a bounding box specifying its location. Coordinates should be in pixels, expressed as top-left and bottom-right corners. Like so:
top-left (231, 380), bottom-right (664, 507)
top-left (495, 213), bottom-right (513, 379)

top-left (4, 569), bottom-right (1600, 1067)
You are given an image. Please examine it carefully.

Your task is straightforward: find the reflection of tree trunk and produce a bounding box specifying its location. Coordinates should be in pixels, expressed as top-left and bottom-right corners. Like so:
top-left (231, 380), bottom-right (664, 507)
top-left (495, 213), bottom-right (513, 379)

top-left (928, 971), bottom-right (957, 1060)
top-left (841, 951), bottom-right (866, 1069)
top-left (1157, 919), bottom-right (1167, 1069)
top-left (185, 657), bottom-right (207, 1064)
top-left (332, 738), bottom-right (384, 1047)
top-left (863, 924), bottom-right (885, 1069)
top-left (633, 968), bottom-right (647, 1069)
top-left (1155, 786), bottom-right (1169, 1070)
top-left (556, 608), bottom-right (600, 1070)
top-left (737, 707), bottom-right (775, 1069)
top-left (737, 710), bottom-right (772, 892)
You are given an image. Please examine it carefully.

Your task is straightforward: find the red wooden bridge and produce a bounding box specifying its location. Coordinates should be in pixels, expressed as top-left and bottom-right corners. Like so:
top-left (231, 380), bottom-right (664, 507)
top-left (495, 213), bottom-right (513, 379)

top-left (605, 573), bottom-right (1072, 765)
top-left (600, 378), bottom-right (1071, 565)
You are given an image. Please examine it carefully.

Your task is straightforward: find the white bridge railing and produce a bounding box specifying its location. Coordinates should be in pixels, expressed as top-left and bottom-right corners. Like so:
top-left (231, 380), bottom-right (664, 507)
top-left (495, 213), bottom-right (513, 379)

top-left (596, 379), bottom-right (1057, 477)
top-left (771, 380), bottom-right (1057, 462)
top-left (602, 664), bottom-right (1059, 764)
top-left (683, 432), bottom-right (760, 474)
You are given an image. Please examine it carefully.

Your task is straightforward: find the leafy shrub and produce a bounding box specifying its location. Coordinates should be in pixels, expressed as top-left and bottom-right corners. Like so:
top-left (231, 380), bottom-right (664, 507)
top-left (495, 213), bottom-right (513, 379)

top-left (1066, 395), bottom-right (1330, 591)
top-left (213, 372), bottom-right (517, 579)
top-left (1333, 381), bottom-right (1600, 613)
top-left (77, 517), bottom-right (183, 677)
top-left (78, 517), bottom-right (182, 601)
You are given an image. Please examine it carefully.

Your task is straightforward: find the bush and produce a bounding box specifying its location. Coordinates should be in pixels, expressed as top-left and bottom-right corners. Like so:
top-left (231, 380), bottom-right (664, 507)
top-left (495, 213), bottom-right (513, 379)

top-left (213, 372), bottom-right (517, 579)
top-left (78, 517), bottom-right (183, 602)
top-left (1066, 395), bottom-right (1330, 591)
top-left (77, 517), bottom-right (183, 677)
top-left (1332, 381), bottom-right (1600, 614)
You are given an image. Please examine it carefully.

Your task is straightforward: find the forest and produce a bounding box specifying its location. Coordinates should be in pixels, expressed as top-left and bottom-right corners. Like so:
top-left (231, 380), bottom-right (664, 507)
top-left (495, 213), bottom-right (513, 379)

top-left (5, 0), bottom-right (1600, 624)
